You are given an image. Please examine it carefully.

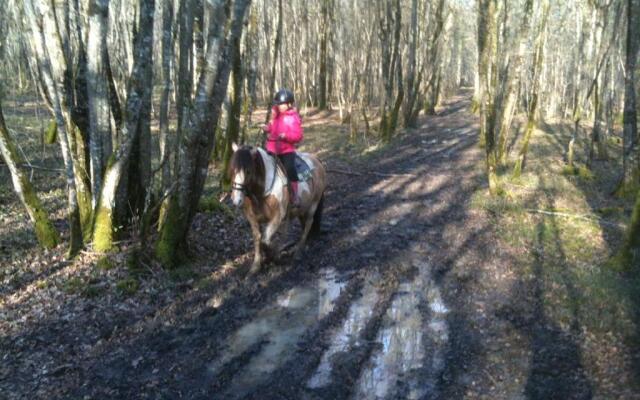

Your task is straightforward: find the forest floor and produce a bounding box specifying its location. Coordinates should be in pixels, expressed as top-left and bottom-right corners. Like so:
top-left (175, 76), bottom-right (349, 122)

top-left (1, 91), bottom-right (640, 399)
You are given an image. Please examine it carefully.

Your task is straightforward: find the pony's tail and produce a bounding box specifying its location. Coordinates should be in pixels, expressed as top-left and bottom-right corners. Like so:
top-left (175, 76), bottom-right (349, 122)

top-left (310, 193), bottom-right (324, 237)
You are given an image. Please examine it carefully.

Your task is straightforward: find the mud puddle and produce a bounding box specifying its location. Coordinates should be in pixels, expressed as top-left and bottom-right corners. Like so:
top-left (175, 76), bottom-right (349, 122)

top-left (353, 260), bottom-right (449, 400)
top-left (207, 268), bottom-right (347, 397)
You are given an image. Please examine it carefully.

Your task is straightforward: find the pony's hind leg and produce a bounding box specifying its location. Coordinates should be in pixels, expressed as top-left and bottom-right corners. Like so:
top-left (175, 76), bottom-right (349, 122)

top-left (293, 203), bottom-right (318, 260)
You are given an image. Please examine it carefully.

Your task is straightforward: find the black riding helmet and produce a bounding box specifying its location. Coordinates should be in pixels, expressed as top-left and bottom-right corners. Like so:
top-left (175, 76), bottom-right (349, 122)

top-left (273, 88), bottom-right (294, 105)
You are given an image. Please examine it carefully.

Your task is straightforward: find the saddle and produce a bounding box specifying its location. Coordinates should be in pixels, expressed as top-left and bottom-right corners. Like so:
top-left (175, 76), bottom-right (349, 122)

top-left (294, 153), bottom-right (314, 182)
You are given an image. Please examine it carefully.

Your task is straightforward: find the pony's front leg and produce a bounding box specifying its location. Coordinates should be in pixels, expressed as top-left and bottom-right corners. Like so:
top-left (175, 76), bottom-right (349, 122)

top-left (262, 214), bottom-right (284, 261)
top-left (247, 216), bottom-right (263, 274)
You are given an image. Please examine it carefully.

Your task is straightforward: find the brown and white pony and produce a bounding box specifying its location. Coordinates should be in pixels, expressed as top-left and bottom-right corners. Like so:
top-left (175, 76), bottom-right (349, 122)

top-left (229, 143), bottom-right (327, 273)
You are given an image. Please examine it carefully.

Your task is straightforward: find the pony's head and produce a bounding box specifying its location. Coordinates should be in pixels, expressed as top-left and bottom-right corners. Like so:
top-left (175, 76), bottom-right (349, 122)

top-left (228, 143), bottom-right (265, 207)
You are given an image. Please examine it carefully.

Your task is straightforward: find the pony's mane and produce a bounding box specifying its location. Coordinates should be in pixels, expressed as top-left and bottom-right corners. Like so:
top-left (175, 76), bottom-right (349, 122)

top-left (229, 146), bottom-right (266, 200)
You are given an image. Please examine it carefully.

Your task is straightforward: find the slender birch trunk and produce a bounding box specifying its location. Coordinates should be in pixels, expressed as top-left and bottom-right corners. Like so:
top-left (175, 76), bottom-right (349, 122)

top-left (513, 0), bottom-right (550, 178)
top-left (86, 0), bottom-right (111, 210)
top-left (0, 101), bottom-right (59, 249)
top-left (26, 0), bottom-right (83, 256)
top-left (158, 0), bottom-right (174, 206)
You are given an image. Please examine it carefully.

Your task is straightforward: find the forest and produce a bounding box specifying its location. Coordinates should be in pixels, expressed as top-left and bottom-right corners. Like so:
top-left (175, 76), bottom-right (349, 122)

top-left (1, 0), bottom-right (639, 398)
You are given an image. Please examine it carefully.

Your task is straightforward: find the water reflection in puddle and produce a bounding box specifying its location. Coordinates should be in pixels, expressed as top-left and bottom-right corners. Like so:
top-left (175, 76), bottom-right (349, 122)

top-left (307, 277), bottom-right (381, 388)
top-left (354, 261), bottom-right (449, 400)
top-left (208, 268), bottom-right (346, 397)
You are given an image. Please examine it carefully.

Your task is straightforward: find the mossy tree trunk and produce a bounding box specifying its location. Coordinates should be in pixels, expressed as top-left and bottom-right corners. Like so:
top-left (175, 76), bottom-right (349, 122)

top-left (0, 101), bottom-right (59, 249)
top-left (156, 0), bottom-right (251, 267)
top-left (513, 0), bottom-right (550, 178)
top-left (477, 0), bottom-right (499, 195)
top-left (619, 188), bottom-right (640, 268)
top-left (495, 0), bottom-right (534, 166)
top-left (26, 0), bottom-right (83, 256)
top-left (402, 0), bottom-right (419, 128)
top-left (93, 0), bottom-right (155, 252)
top-left (378, 0), bottom-right (403, 142)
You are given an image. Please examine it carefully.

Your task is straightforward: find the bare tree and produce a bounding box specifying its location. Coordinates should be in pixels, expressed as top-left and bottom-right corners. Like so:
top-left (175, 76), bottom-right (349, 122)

top-left (0, 100), bottom-right (59, 249)
top-left (156, 0), bottom-right (252, 267)
top-left (618, 0), bottom-right (639, 194)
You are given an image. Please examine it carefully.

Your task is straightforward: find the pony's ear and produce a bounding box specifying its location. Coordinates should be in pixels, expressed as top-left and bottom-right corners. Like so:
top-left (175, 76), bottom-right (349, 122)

top-left (232, 142), bottom-right (239, 152)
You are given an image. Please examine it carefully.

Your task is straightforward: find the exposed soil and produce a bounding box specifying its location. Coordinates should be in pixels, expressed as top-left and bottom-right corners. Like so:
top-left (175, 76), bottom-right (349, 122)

top-left (1, 93), bottom-right (638, 399)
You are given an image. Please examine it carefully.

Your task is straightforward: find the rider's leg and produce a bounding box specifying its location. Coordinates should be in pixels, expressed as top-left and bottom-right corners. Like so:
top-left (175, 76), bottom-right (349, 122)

top-left (279, 153), bottom-right (299, 205)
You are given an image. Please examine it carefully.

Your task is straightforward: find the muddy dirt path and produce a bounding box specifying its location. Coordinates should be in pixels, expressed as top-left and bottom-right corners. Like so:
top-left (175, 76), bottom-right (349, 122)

top-left (4, 94), bottom-right (614, 399)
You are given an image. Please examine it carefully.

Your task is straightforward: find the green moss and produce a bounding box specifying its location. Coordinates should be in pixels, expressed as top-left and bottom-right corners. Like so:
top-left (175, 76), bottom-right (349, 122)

top-left (45, 119), bottom-right (57, 144)
top-left (618, 190), bottom-right (640, 270)
top-left (62, 276), bottom-right (86, 294)
top-left (197, 195), bottom-right (234, 218)
top-left (116, 278), bottom-right (139, 296)
top-left (577, 166), bottom-right (595, 180)
top-left (169, 266), bottom-right (197, 282)
top-left (96, 256), bottom-right (115, 270)
top-left (512, 159), bottom-right (523, 178)
top-left (19, 175), bottom-right (59, 249)
top-left (562, 165), bottom-right (595, 180)
top-left (155, 201), bottom-right (188, 268)
top-left (93, 205), bottom-right (114, 252)
top-left (67, 206), bottom-right (84, 258)
top-left (35, 280), bottom-right (50, 289)
top-left (77, 187), bottom-right (93, 242)
top-left (126, 247), bottom-right (147, 277)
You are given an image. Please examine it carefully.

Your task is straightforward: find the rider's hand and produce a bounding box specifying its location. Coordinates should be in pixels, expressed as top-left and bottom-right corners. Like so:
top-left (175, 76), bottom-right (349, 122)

top-left (261, 124), bottom-right (269, 133)
top-left (278, 133), bottom-right (286, 140)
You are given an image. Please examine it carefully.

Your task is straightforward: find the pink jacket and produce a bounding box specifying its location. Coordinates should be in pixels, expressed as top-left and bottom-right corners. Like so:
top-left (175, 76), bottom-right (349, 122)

top-left (265, 106), bottom-right (303, 154)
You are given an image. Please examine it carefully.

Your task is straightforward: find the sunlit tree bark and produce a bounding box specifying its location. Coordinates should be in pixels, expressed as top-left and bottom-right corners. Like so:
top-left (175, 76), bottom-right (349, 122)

top-left (0, 101), bottom-right (59, 249)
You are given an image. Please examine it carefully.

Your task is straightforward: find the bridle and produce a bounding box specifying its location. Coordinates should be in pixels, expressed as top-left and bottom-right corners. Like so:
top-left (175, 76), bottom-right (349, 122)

top-left (231, 147), bottom-right (282, 202)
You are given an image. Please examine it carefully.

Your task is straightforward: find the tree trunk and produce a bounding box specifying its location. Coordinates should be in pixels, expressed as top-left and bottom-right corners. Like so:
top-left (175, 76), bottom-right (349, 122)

top-left (265, 0), bottom-right (282, 122)
top-left (402, 0), bottom-right (419, 128)
top-left (513, 0), bottom-right (550, 178)
top-left (318, 0), bottom-right (332, 110)
top-left (379, 0), bottom-right (402, 141)
top-left (93, 0), bottom-right (155, 252)
top-left (156, 0), bottom-right (251, 267)
top-left (159, 0), bottom-right (174, 197)
top-left (477, 0), bottom-right (500, 195)
top-left (0, 101), bottom-right (59, 249)
top-left (221, 26), bottom-right (243, 191)
top-left (26, 0), bottom-right (83, 256)
top-left (86, 0), bottom-right (111, 210)
top-left (495, 0), bottom-right (533, 165)
top-left (620, 0), bottom-right (639, 193)
top-left (618, 187), bottom-right (640, 268)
